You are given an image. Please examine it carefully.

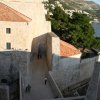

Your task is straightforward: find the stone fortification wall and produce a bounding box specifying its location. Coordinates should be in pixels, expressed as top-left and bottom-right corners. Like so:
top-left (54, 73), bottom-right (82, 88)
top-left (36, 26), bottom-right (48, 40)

top-left (0, 85), bottom-right (9, 100)
top-left (59, 54), bottom-right (81, 70)
top-left (80, 57), bottom-right (98, 81)
top-left (81, 56), bottom-right (98, 63)
top-left (47, 32), bottom-right (98, 90)
top-left (0, 51), bottom-right (27, 82)
top-left (50, 57), bottom-right (97, 90)
top-left (47, 33), bottom-right (52, 70)
top-left (46, 32), bottom-right (60, 70)
top-left (0, 50), bottom-right (28, 100)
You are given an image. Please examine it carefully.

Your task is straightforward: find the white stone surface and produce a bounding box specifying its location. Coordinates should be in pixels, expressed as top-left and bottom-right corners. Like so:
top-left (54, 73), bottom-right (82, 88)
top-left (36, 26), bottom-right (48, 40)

top-left (0, 0), bottom-right (51, 51)
top-left (59, 54), bottom-right (81, 70)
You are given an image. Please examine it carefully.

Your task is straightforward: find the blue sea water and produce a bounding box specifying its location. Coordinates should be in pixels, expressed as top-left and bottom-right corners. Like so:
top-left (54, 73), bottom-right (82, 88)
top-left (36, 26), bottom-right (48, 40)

top-left (92, 23), bottom-right (100, 37)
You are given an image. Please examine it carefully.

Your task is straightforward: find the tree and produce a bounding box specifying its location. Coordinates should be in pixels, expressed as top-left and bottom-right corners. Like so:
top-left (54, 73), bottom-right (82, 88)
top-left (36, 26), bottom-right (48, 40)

top-left (51, 7), bottom-right (98, 49)
top-left (44, 1), bottom-right (100, 49)
top-left (51, 6), bottom-right (69, 40)
top-left (68, 13), bottom-right (95, 48)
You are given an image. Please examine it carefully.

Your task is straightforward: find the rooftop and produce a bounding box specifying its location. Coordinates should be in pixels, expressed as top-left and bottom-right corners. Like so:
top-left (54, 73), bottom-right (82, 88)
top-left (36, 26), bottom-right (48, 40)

top-left (60, 40), bottom-right (81, 57)
top-left (0, 2), bottom-right (31, 22)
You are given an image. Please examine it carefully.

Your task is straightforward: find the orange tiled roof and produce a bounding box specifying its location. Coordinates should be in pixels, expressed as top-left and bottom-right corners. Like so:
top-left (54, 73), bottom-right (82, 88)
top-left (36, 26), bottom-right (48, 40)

top-left (0, 2), bottom-right (31, 22)
top-left (60, 40), bottom-right (81, 57)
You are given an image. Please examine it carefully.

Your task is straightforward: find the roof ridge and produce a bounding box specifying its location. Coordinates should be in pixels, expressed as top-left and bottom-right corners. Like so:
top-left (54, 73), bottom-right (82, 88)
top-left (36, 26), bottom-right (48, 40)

top-left (60, 40), bottom-right (81, 57)
top-left (0, 2), bottom-right (32, 22)
top-left (61, 40), bottom-right (79, 51)
top-left (6, 4), bottom-right (32, 22)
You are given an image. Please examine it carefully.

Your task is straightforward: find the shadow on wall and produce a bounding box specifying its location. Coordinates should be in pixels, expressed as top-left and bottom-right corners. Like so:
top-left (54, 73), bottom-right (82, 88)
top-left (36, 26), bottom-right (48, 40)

top-left (0, 50), bottom-right (29, 84)
top-left (0, 50), bottom-right (29, 100)
top-left (30, 32), bottom-right (60, 71)
top-left (31, 33), bottom-right (47, 61)
top-left (30, 33), bottom-right (53, 71)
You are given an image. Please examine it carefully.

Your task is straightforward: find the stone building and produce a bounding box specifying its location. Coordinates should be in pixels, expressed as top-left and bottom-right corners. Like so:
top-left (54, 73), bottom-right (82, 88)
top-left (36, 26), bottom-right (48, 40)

top-left (0, 0), bottom-right (51, 100)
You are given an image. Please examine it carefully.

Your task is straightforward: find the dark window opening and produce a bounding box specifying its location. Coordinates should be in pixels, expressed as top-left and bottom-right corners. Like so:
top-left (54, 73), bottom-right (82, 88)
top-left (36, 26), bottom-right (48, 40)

top-left (6, 43), bottom-right (11, 49)
top-left (6, 28), bottom-right (11, 34)
top-left (1, 79), bottom-right (8, 83)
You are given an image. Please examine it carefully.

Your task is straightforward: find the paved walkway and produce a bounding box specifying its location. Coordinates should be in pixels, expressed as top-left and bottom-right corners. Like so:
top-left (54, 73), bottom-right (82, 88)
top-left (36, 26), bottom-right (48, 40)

top-left (25, 57), bottom-right (55, 100)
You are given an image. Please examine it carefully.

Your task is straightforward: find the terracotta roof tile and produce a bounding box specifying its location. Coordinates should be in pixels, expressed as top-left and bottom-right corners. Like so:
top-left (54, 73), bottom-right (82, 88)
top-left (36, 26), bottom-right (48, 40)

top-left (60, 40), bottom-right (81, 57)
top-left (0, 2), bottom-right (31, 22)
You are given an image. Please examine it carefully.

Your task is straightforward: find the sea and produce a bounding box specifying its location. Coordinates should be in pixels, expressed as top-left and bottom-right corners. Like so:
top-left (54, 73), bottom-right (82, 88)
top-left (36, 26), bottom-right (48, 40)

top-left (92, 22), bottom-right (100, 37)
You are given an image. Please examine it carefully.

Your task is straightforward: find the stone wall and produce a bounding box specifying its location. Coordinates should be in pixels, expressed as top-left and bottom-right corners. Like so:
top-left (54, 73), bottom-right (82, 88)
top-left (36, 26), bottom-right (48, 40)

top-left (1, 0), bottom-right (51, 52)
top-left (0, 85), bottom-right (9, 100)
top-left (80, 57), bottom-right (97, 81)
top-left (50, 64), bottom-right (80, 90)
top-left (0, 22), bottom-right (29, 51)
top-left (47, 33), bottom-right (52, 70)
top-left (50, 56), bottom-right (98, 90)
top-left (52, 37), bottom-right (60, 70)
top-left (0, 50), bottom-right (28, 100)
top-left (46, 32), bottom-right (60, 70)
top-left (48, 72), bottom-right (63, 98)
top-left (59, 54), bottom-right (81, 70)
top-left (0, 51), bottom-right (27, 83)
top-left (98, 55), bottom-right (100, 62)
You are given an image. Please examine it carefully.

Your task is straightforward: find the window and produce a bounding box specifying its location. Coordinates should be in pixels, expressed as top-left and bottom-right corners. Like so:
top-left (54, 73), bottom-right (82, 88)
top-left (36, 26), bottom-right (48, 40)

top-left (6, 28), bottom-right (11, 34)
top-left (6, 43), bottom-right (11, 49)
top-left (1, 79), bottom-right (7, 83)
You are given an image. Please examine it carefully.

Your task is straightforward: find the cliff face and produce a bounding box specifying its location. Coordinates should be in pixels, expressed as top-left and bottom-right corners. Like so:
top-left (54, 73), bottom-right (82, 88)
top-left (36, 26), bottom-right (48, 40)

top-left (62, 0), bottom-right (100, 10)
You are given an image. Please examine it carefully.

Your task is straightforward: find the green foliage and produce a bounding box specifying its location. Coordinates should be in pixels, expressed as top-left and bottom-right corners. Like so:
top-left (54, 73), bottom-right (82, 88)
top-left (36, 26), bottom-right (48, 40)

top-left (72, 12), bottom-right (90, 24)
top-left (52, 7), bottom-right (69, 23)
top-left (44, 1), bottom-right (100, 49)
top-left (92, 38), bottom-right (100, 49)
top-left (51, 7), bottom-right (100, 49)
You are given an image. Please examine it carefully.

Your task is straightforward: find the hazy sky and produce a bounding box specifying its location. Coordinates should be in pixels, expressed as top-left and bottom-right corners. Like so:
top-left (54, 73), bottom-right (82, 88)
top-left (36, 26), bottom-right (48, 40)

top-left (87, 0), bottom-right (100, 4)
